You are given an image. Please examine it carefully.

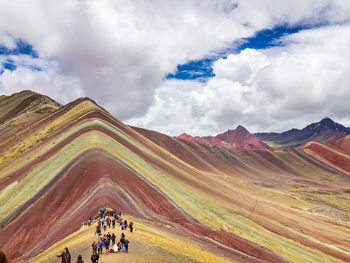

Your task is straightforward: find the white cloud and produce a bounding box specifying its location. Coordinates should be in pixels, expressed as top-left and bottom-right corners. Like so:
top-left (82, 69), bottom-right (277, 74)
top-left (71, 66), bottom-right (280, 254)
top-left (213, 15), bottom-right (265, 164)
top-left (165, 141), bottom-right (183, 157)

top-left (0, 31), bottom-right (16, 49)
top-left (0, 66), bottom-right (83, 104)
top-left (130, 24), bottom-right (350, 135)
top-left (0, 0), bottom-right (254, 119)
top-left (0, 1), bottom-right (350, 134)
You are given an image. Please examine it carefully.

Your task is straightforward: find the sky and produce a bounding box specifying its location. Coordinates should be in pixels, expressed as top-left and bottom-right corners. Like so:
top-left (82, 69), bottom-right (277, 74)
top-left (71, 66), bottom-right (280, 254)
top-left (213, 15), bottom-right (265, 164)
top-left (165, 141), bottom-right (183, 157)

top-left (1, 1), bottom-right (350, 136)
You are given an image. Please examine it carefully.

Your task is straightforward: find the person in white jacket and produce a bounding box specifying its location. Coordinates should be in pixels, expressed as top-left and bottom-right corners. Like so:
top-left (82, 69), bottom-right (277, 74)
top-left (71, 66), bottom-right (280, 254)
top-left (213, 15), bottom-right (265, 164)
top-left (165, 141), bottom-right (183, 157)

top-left (113, 243), bottom-right (119, 253)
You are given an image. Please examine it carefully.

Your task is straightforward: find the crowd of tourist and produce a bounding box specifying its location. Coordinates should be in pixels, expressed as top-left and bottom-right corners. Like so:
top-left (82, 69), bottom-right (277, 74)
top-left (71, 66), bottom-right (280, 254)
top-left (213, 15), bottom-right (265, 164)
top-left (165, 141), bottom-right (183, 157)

top-left (57, 207), bottom-right (134, 263)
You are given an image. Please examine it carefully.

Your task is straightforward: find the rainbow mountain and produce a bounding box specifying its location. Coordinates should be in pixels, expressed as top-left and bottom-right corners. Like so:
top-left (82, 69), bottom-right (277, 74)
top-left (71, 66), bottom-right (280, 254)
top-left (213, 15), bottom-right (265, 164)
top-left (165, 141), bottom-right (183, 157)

top-left (0, 90), bottom-right (350, 263)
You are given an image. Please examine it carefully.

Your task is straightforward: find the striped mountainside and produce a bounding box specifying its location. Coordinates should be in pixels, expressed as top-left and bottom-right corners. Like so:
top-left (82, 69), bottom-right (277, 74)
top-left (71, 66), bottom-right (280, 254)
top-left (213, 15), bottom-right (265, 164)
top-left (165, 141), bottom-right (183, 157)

top-left (0, 92), bottom-right (350, 262)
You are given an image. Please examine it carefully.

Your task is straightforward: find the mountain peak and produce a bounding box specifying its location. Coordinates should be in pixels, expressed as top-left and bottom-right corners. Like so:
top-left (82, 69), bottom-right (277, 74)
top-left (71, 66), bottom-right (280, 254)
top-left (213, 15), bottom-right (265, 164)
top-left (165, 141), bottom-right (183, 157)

top-left (255, 117), bottom-right (350, 148)
top-left (235, 125), bottom-right (248, 132)
top-left (320, 117), bottom-right (334, 124)
top-left (177, 124), bottom-right (272, 151)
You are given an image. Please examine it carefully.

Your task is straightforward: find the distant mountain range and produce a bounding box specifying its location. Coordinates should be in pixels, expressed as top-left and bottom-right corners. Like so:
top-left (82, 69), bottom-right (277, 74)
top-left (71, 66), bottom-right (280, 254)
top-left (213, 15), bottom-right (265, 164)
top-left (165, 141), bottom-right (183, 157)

top-left (178, 117), bottom-right (350, 150)
top-left (178, 125), bottom-right (272, 151)
top-left (254, 117), bottom-right (350, 148)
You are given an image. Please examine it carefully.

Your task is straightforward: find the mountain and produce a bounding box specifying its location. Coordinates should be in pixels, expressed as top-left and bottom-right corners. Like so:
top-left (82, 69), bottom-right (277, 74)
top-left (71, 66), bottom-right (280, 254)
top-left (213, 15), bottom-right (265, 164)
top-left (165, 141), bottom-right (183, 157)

top-left (178, 125), bottom-right (273, 151)
top-left (255, 117), bottom-right (350, 148)
top-left (0, 90), bottom-right (61, 152)
top-left (1, 91), bottom-right (350, 263)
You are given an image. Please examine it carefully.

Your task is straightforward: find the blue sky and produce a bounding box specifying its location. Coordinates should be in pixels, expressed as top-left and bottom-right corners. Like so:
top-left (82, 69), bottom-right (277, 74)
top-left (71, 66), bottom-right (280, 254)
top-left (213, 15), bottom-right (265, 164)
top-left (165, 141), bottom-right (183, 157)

top-left (166, 24), bottom-right (313, 82)
top-left (0, 24), bottom-right (311, 80)
top-left (0, 39), bottom-right (38, 73)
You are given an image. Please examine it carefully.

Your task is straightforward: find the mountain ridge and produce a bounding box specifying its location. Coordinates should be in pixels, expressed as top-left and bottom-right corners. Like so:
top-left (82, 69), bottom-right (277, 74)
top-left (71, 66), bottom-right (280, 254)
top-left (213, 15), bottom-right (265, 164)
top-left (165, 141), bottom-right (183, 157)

top-left (178, 125), bottom-right (273, 151)
top-left (255, 117), bottom-right (350, 148)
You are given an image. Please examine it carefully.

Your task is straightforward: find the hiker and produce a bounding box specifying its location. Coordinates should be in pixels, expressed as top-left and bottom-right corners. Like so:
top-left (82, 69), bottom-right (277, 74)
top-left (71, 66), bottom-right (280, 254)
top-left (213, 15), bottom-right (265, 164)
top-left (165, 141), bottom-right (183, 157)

top-left (129, 221), bottom-right (134, 232)
top-left (112, 218), bottom-right (115, 228)
top-left (107, 232), bottom-right (111, 242)
top-left (124, 219), bottom-right (128, 228)
top-left (120, 234), bottom-right (126, 252)
top-left (111, 233), bottom-right (116, 245)
top-left (76, 255), bottom-right (84, 263)
top-left (124, 238), bottom-right (129, 253)
top-left (91, 241), bottom-right (97, 253)
top-left (57, 247), bottom-right (71, 263)
top-left (95, 225), bottom-right (101, 239)
top-left (104, 238), bottom-right (110, 252)
top-left (113, 242), bottom-right (119, 253)
top-left (90, 251), bottom-right (99, 263)
top-left (97, 228), bottom-right (101, 239)
top-left (0, 250), bottom-right (10, 263)
top-left (98, 239), bottom-right (104, 254)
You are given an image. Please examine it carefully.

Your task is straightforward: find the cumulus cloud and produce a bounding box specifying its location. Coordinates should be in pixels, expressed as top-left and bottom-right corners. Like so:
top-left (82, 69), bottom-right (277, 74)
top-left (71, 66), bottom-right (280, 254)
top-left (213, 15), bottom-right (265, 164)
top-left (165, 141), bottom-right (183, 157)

top-left (0, 0), bottom-right (253, 119)
top-left (0, 66), bottom-right (83, 104)
top-left (129, 24), bottom-right (350, 135)
top-left (1, 0), bottom-right (350, 134)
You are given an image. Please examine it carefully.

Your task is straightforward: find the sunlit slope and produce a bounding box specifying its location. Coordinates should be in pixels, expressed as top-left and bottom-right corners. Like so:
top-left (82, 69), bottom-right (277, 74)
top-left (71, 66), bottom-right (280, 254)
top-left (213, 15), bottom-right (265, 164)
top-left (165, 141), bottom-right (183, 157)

top-left (0, 98), bottom-right (349, 262)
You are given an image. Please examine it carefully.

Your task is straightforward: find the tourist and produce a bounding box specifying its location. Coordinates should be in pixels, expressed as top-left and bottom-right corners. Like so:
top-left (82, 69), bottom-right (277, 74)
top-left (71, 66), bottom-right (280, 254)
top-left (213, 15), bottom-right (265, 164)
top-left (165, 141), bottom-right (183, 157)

top-left (57, 247), bottom-right (71, 263)
top-left (91, 241), bottom-right (97, 253)
top-left (98, 239), bottom-right (104, 254)
top-left (124, 238), bottom-right (129, 253)
top-left (76, 255), bottom-right (84, 263)
top-left (90, 251), bottom-right (99, 263)
top-left (113, 242), bottom-right (119, 253)
top-left (120, 233), bottom-right (126, 252)
top-left (111, 233), bottom-right (116, 245)
top-left (104, 237), bottom-right (110, 252)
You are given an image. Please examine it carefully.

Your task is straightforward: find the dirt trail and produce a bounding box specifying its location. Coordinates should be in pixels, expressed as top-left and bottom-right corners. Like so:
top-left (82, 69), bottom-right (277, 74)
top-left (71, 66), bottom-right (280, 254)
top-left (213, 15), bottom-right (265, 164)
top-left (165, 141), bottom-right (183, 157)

top-left (29, 216), bottom-right (235, 263)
